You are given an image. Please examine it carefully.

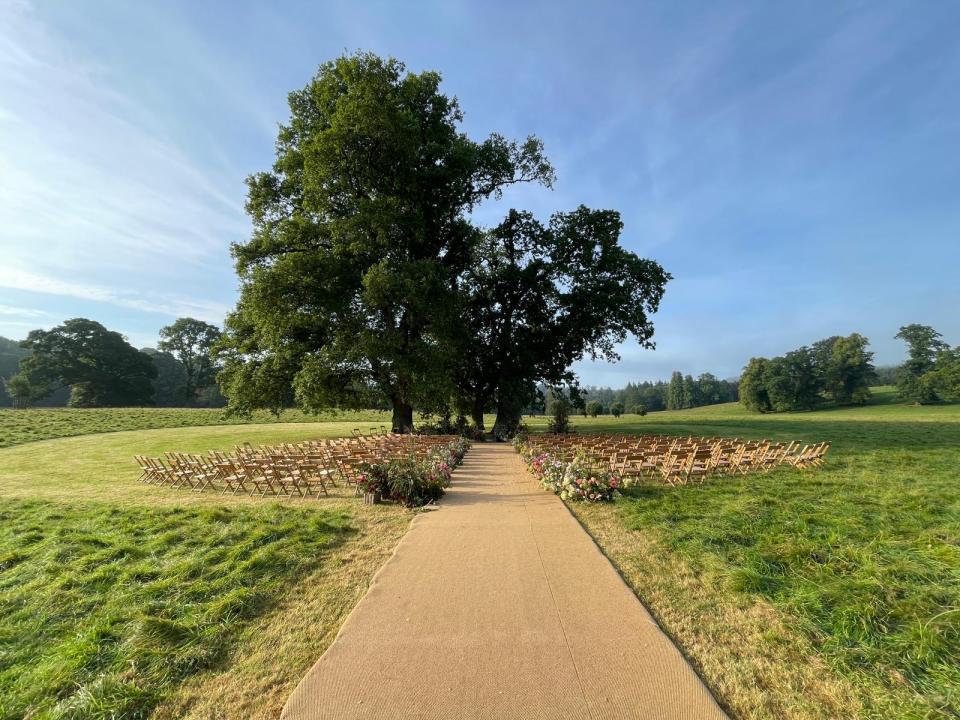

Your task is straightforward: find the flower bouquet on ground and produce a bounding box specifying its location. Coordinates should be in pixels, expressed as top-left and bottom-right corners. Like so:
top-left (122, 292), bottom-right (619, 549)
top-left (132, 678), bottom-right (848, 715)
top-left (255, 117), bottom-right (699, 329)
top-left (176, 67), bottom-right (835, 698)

top-left (556, 453), bottom-right (621, 502)
top-left (358, 438), bottom-right (471, 508)
top-left (517, 445), bottom-right (621, 503)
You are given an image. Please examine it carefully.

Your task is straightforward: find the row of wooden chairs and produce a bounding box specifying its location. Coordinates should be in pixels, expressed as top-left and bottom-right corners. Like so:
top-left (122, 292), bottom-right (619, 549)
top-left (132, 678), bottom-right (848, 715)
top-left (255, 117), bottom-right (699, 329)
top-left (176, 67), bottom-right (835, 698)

top-left (135, 433), bottom-right (463, 498)
top-left (522, 433), bottom-right (829, 486)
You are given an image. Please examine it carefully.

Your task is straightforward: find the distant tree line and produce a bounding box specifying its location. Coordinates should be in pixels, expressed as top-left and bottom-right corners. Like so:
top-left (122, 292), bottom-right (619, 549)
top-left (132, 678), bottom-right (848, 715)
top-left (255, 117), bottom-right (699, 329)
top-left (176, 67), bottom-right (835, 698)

top-left (536, 371), bottom-right (738, 417)
top-left (739, 333), bottom-right (875, 412)
top-left (737, 326), bottom-right (960, 413)
top-left (1, 317), bottom-right (225, 408)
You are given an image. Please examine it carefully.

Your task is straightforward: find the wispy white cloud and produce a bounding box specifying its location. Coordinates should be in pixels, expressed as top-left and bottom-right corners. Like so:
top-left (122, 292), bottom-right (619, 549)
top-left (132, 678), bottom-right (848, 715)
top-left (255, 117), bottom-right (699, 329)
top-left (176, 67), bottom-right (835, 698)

top-left (0, 266), bottom-right (230, 324)
top-left (0, 0), bottom-right (246, 325)
top-left (0, 304), bottom-right (49, 319)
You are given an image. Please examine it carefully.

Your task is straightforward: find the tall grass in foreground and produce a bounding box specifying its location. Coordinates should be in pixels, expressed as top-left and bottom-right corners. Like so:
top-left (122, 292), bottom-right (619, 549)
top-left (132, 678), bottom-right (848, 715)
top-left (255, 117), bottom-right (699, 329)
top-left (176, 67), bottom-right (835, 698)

top-left (0, 500), bottom-right (354, 719)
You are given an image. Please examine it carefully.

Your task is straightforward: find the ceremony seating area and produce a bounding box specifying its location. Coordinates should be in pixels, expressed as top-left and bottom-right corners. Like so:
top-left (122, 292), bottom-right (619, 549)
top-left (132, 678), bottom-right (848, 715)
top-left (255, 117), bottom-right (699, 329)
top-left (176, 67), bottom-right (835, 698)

top-left (134, 432), bottom-right (465, 498)
top-left (518, 433), bottom-right (829, 486)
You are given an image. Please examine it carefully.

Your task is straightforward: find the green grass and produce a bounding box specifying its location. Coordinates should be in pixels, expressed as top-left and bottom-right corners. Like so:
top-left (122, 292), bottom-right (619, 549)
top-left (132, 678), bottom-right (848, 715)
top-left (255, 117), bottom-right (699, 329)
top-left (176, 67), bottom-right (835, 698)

top-left (0, 420), bottom-right (413, 719)
top-left (4, 392), bottom-right (958, 718)
top-left (0, 422), bottom-right (380, 503)
top-left (562, 388), bottom-right (960, 719)
top-left (0, 407), bottom-right (393, 448)
top-left (0, 500), bottom-right (354, 720)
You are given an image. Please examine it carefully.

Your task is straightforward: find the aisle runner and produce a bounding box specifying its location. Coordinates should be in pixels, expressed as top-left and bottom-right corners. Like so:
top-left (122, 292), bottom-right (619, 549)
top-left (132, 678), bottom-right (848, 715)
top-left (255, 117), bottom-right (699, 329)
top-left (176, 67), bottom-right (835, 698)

top-left (281, 442), bottom-right (727, 720)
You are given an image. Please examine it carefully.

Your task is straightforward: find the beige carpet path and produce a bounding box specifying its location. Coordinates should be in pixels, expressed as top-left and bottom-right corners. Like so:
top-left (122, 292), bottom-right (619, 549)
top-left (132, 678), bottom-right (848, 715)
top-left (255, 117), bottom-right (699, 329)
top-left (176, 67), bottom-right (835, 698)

top-left (281, 443), bottom-right (727, 720)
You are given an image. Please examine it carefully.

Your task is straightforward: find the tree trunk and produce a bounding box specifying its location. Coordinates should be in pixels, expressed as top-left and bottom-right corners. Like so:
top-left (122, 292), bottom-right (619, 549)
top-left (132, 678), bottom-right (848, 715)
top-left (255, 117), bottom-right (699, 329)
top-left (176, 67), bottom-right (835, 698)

top-left (391, 400), bottom-right (414, 434)
top-left (471, 399), bottom-right (486, 432)
top-left (491, 396), bottom-right (524, 441)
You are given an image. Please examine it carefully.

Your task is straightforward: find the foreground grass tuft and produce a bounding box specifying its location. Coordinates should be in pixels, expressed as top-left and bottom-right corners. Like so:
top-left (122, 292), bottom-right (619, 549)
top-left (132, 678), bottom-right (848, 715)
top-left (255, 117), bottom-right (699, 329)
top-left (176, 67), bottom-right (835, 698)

top-left (0, 499), bottom-right (355, 719)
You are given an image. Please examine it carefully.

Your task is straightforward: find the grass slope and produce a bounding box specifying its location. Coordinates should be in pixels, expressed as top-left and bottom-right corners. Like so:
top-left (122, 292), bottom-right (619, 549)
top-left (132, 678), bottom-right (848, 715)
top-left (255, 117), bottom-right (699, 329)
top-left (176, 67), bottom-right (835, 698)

top-left (0, 422), bottom-right (374, 503)
top-left (0, 422), bottom-right (411, 719)
top-left (561, 389), bottom-right (960, 719)
top-left (0, 407), bottom-right (393, 449)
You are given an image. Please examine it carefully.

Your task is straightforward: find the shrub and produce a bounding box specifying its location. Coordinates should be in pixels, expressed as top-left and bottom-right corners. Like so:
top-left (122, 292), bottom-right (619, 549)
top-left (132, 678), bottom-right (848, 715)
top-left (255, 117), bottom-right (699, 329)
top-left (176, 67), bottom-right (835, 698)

top-left (610, 402), bottom-right (624, 418)
top-left (547, 397), bottom-right (573, 434)
top-left (586, 400), bottom-right (603, 417)
top-left (629, 404), bottom-right (647, 416)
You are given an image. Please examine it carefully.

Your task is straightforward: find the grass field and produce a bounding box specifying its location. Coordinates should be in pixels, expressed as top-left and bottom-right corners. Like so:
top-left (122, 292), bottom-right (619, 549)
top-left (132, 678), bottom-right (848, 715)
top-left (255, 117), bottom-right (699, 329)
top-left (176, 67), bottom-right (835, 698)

top-left (0, 421), bottom-right (411, 719)
top-left (555, 389), bottom-right (960, 719)
top-left (1, 391), bottom-right (958, 719)
top-left (0, 407), bottom-right (393, 448)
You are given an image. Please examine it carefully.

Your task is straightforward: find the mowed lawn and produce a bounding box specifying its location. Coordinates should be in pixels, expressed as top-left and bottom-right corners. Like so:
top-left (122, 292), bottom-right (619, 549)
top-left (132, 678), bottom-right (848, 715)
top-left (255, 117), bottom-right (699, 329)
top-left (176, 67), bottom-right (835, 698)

top-left (0, 406), bottom-right (393, 448)
top-left (2, 395), bottom-right (958, 719)
top-left (550, 389), bottom-right (960, 719)
top-left (0, 420), bottom-right (411, 720)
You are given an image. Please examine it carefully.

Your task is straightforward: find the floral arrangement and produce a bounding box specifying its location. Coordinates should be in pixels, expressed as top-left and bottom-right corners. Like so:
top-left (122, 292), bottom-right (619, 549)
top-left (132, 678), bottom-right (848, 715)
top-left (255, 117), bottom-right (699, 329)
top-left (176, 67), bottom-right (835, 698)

top-left (514, 441), bottom-right (620, 503)
top-left (358, 438), bottom-right (470, 508)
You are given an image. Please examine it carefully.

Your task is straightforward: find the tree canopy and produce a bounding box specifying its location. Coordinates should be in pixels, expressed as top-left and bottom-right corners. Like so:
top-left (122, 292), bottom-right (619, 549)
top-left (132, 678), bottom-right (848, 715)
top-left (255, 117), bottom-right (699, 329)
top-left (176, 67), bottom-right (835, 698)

top-left (216, 52), bottom-right (555, 431)
top-left (894, 324), bottom-right (959, 403)
top-left (158, 318), bottom-right (222, 403)
top-left (453, 207), bottom-right (669, 437)
top-left (11, 319), bottom-right (156, 407)
top-left (895, 324), bottom-right (949, 403)
top-left (217, 52), bottom-right (669, 433)
top-left (738, 333), bottom-right (875, 413)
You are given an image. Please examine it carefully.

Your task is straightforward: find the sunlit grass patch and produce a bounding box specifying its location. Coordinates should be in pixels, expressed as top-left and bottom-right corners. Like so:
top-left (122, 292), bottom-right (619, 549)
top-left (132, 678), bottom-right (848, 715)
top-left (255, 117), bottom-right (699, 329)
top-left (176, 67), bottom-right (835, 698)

top-left (0, 499), bottom-right (356, 719)
top-left (0, 407), bottom-right (394, 449)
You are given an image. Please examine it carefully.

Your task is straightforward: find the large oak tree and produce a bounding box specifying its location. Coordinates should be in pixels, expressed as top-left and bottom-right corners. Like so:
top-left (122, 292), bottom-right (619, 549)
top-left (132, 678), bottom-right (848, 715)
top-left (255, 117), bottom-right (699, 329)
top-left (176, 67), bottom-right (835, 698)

top-left (455, 208), bottom-right (670, 438)
top-left (11, 318), bottom-right (156, 407)
top-left (217, 52), bottom-right (553, 431)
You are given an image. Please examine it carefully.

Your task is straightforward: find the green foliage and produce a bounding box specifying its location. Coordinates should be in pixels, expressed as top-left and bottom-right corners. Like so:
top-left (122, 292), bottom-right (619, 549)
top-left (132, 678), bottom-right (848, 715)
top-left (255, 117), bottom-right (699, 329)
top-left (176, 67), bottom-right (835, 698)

top-left (0, 499), bottom-right (353, 719)
top-left (620, 381), bottom-right (669, 412)
top-left (4, 372), bottom-right (41, 409)
top-left (141, 348), bottom-right (189, 407)
top-left (157, 318), bottom-right (222, 404)
top-left (765, 347), bottom-right (822, 411)
top-left (585, 400), bottom-right (603, 417)
top-left (924, 347), bottom-right (960, 401)
top-left (666, 371), bottom-right (684, 410)
top-left (577, 375), bottom-right (736, 415)
top-left (456, 207), bottom-right (670, 437)
top-left (873, 365), bottom-right (899, 386)
top-left (739, 357), bottom-right (772, 412)
top-left (609, 401), bottom-right (624, 418)
top-left (895, 325), bottom-right (954, 404)
top-left (815, 334), bottom-right (876, 405)
top-left (16, 319), bottom-right (157, 407)
top-left (740, 333), bottom-right (876, 413)
top-left (681, 374), bottom-right (696, 409)
top-left (629, 403), bottom-right (647, 416)
top-left (218, 51), bottom-right (553, 432)
top-left (547, 394), bottom-right (573, 433)
top-left (0, 337), bottom-right (31, 407)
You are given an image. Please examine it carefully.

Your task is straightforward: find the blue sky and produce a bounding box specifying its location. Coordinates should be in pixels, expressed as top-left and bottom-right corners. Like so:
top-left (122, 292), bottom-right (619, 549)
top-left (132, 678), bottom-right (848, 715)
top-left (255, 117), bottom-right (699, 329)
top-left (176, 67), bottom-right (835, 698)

top-left (1, 0), bottom-right (958, 385)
